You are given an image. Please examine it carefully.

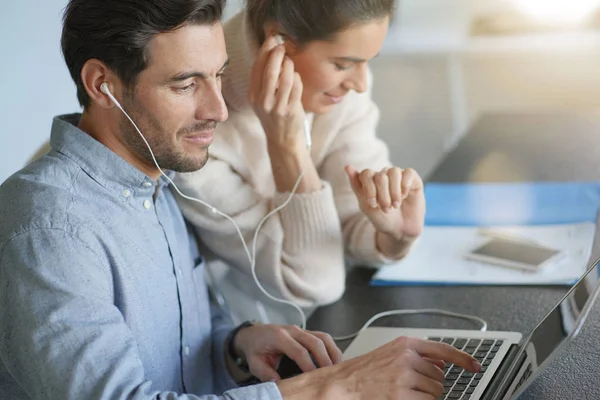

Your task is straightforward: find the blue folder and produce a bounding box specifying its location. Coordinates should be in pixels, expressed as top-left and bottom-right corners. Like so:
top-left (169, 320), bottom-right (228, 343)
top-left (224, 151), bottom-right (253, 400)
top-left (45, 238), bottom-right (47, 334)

top-left (424, 182), bottom-right (600, 226)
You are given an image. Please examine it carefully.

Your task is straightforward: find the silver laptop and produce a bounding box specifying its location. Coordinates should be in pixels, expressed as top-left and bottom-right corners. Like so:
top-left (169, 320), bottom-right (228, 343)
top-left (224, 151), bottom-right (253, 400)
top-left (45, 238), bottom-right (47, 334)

top-left (342, 256), bottom-right (600, 400)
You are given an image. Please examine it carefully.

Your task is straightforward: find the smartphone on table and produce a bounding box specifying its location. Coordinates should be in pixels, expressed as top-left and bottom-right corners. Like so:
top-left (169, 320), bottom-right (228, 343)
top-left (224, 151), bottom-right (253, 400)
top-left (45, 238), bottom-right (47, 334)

top-left (465, 236), bottom-right (564, 272)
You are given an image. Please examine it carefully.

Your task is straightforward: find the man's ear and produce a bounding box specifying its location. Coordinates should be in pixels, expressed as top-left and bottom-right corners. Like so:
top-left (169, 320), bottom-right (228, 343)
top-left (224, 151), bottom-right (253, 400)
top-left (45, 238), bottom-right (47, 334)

top-left (80, 59), bottom-right (122, 109)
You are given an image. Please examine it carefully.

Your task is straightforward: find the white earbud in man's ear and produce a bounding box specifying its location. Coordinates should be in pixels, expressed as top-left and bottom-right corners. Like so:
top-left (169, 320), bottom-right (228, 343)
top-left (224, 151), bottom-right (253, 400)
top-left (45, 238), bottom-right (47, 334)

top-left (100, 82), bottom-right (123, 110)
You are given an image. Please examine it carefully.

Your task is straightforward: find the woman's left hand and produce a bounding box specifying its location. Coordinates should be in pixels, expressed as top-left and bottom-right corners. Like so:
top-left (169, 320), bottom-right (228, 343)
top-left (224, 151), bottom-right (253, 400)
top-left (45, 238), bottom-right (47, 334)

top-left (345, 165), bottom-right (425, 240)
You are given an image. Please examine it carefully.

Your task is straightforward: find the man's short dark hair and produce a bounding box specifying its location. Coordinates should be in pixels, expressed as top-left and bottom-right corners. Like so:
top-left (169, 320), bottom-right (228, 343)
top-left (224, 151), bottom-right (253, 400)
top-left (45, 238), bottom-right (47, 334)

top-left (61, 0), bottom-right (226, 108)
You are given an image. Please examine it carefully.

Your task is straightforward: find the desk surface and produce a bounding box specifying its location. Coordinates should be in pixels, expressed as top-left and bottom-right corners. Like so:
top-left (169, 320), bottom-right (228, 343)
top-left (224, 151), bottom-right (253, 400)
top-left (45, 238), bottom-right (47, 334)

top-left (307, 112), bottom-right (600, 400)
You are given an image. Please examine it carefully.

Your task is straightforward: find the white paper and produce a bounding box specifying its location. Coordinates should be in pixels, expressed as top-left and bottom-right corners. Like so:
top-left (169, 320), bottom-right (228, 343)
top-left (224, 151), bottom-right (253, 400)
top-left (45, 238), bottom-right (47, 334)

top-left (372, 223), bottom-right (596, 286)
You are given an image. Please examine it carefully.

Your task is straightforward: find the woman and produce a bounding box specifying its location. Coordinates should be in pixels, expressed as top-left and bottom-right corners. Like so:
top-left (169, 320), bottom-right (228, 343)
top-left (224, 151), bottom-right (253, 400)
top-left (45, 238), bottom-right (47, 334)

top-left (175, 0), bottom-right (426, 312)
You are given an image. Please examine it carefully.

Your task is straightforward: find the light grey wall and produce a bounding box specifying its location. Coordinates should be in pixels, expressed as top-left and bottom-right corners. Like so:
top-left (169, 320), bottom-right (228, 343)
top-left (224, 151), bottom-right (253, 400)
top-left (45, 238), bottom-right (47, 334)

top-left (0, 0), bottom-right (78, 183)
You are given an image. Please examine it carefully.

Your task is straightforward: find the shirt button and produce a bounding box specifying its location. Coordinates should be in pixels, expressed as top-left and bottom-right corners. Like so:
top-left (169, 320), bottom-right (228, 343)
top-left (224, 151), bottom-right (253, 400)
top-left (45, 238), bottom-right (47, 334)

top-left (178, 268), bottom-right (183, 276)
top-left (143, 181), bottom-right (153, 187)
top-left (184, 346), bottom-right (191, 356)
top-left (123, 189), bottom-right (131, 198)
top-left (143, 200), bottom-right (152, 210)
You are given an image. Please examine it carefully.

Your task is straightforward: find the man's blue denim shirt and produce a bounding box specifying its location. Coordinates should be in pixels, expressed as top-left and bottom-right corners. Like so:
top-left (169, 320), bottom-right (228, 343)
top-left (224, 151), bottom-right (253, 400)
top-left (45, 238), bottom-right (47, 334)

top-left (0, 114), bottom-right (281, 400)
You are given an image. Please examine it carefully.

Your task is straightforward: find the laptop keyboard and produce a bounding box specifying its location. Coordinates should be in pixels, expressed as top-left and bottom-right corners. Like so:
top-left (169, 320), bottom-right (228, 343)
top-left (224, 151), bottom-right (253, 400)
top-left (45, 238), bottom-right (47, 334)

top-left (427, 337), bottom-right (503, 400)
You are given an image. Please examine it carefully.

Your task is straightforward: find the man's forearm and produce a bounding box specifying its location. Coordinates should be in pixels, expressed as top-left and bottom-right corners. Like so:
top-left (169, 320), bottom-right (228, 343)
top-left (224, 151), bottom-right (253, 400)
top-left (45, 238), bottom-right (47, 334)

top-left (276, 367), bottom-right (344, 400)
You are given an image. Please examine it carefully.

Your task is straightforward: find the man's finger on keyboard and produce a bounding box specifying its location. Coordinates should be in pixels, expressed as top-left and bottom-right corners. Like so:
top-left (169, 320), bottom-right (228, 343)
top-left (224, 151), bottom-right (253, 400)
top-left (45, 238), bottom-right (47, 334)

top-left (424, 358), bottom-right (446, 370)
top-left (414, 340), bottom-right (481, 372)
top-left (414, 356), bottom-right (445, 382)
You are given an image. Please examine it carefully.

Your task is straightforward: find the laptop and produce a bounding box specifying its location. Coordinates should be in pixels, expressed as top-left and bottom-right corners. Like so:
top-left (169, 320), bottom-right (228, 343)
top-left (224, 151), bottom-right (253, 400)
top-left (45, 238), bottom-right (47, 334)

top-left (342, 255), bottom-right (600, 400)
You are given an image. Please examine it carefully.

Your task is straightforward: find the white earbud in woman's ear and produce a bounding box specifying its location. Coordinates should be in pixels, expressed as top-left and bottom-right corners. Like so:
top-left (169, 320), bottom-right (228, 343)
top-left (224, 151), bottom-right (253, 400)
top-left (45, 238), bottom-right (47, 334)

top-left (100, 82), bottom-right (111, 96)
top-left (274, 33), bottom-right (285, 44)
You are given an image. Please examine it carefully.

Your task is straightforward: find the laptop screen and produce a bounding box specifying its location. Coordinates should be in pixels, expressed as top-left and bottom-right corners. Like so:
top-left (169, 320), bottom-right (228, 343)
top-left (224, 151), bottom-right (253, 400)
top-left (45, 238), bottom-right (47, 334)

top-left (506, 256), bottom-right (600, 398)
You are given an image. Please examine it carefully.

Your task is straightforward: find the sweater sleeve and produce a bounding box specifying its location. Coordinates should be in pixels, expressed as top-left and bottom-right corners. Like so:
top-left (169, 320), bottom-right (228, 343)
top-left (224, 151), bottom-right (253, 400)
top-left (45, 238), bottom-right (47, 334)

top-left (317, 72), bottom-right (415, 266)
top-left (174, 125), bottom-right (346, 308)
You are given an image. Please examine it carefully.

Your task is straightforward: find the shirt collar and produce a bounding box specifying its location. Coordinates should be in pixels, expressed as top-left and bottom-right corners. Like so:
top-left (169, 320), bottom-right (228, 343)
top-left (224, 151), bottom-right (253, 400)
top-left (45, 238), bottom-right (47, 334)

top-left (49, 113), bottom-right (174, 197)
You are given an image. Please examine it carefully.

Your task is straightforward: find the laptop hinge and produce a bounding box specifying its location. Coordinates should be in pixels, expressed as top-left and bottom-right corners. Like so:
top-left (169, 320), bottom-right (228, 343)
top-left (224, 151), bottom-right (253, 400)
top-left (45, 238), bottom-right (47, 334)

top-left (481, 344), bottom-right (523, 400)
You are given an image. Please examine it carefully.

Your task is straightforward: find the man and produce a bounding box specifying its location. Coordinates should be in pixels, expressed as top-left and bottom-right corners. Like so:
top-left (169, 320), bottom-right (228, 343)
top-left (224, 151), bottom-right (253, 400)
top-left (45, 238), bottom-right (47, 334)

top-left (0, 0), bottom-right (480, 399)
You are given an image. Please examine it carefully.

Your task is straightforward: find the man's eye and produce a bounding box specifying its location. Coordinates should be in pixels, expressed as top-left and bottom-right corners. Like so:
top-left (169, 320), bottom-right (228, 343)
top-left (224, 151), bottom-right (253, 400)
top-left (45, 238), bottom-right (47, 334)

top-left (177, 83), bottom-right (196, 93)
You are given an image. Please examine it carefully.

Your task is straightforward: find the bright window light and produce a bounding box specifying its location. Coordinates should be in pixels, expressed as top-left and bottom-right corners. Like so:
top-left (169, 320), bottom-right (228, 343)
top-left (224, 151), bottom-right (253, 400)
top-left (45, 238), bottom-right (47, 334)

top-left (514, 0), bottom-right (600, 24)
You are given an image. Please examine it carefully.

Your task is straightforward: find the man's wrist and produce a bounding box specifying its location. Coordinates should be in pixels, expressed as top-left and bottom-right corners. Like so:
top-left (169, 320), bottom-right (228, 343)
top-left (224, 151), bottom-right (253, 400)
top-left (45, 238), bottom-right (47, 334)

top-left (227, 321), bottom-right (254, 373)
top-left (276, 365), bottom-right (342, 400)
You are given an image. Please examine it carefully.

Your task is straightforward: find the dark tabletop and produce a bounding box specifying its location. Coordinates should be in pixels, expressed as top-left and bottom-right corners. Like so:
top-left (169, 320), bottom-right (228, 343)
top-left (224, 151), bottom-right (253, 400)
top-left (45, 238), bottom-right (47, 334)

top-left (307, 112), bottom-right (600, 400)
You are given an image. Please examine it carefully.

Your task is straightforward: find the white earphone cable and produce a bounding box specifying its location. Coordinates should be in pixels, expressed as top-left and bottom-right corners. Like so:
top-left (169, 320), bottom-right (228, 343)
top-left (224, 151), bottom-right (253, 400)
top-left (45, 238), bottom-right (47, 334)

top-left (332, 308), bottom-right (488, 342)
top-left (102, 83), bottom-right (487, 338)
top-left (103, 84), bottom-right (308, 328)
